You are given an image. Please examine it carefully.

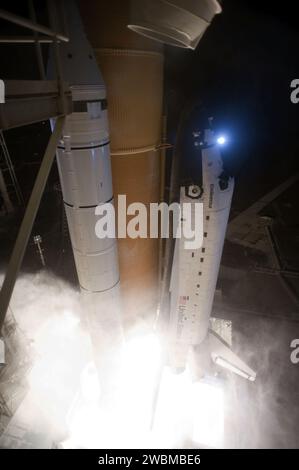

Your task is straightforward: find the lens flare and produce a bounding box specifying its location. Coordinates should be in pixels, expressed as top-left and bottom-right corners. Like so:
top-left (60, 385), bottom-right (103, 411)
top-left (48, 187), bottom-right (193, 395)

top-left (217, 136), bottom-right (226, 145)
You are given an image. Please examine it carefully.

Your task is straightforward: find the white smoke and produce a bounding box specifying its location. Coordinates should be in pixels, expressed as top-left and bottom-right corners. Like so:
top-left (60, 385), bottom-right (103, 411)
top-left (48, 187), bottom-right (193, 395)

top-left (0, 271), bottom-right (93, 446)
top-left (4, 271), bottom-right (295, 449)
top-left (226, 316), bottom-right (299, 449)
top-left (1, 271), bottom-right (221, 449)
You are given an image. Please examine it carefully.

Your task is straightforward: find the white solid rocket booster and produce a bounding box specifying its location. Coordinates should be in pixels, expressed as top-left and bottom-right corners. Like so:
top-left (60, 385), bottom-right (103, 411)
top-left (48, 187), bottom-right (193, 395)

top-left (57, 87), bottom-right (118, 294)
top-left (49, 1), bottom-right (123, 379)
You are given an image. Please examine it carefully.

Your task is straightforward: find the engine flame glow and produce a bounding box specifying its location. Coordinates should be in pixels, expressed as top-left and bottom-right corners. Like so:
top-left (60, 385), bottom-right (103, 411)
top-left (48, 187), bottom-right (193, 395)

top-left (61, 333), bottom-right (225, 449)
top-left (1, 273), bottom-right (225, 449)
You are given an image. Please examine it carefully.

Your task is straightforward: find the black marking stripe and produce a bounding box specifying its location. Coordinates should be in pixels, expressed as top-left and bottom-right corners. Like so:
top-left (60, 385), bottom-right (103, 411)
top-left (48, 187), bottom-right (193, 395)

top-left (201, 143), bottom-right (216, 150)
top-left (57, 141), bottom-right (110, 151)
top-left (64, 195), bottom-right (114, 208)
top-left (73, 99), bottom-right (108, 112)
top-left (80, 279), bottom-right (120, 294)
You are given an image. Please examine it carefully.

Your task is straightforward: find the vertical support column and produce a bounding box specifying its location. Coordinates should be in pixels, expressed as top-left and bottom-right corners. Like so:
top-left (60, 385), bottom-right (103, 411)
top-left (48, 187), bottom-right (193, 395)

top-left (0, 117), bottom-right (65, 331)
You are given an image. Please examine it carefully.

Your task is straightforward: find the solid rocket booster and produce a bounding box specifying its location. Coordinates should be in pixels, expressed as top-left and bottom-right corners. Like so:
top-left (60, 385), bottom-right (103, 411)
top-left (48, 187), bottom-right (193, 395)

top-left (49, 1), bottom-right (123, 378)
top-left (57, 87), bottom-right (118, 293)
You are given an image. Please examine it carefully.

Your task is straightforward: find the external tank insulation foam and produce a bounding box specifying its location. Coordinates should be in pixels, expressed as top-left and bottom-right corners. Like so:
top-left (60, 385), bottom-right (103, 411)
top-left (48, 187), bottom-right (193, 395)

top-left (79, 0), bottom-right (164, 325)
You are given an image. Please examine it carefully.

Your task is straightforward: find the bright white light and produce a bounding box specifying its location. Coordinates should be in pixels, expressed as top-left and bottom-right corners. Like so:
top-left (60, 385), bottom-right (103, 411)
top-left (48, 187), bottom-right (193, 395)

top-left (19, 287), bottom-right (224, 451)
top-left (217, 136), bottom-right (226, 145)
top-left (152, 367), bottom-right (193, 448)
top-left (192, 381), bottom-right (224, 448)
top-left (152, 368), bottom-right (225, 448)
top-left (27, 310), bottom-right (92, 437)
top-left (114, 332), bottom-right (162, 447)
top-left (63, 332), bottom-right (163, 449)
top-left (62, 333), bottom-right (225, 449)
top-left (80, 362), bottom-right (101, 403)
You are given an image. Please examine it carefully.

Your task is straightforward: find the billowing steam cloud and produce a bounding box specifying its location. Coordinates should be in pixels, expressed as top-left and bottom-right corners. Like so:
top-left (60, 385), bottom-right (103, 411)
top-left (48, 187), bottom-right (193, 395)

top-left (2, 271), bottom-right (297, 449)
top-left (0, 271), bottom-right (93, 447)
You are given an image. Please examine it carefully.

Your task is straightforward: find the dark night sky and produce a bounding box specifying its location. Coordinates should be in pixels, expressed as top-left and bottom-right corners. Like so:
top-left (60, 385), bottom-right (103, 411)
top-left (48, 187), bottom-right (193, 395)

top-left (1, 0), bottom-right (299, 214)
top-left (165, 0), bottom-right (299, 212)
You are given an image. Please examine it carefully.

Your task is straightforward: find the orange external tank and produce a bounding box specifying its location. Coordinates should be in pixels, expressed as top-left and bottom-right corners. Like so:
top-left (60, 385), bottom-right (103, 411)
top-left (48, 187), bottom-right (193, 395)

top-left (79, 0), bottom-right (164, 326)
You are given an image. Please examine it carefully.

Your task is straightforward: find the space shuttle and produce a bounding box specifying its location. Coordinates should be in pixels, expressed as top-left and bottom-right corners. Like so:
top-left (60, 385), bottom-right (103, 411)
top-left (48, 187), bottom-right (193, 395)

top-left (168, 126), bottom-right (256, 381)
top-left (50, 1), bottom-right (255, 385)
top-left (51, 1), bottom-right (255, 382)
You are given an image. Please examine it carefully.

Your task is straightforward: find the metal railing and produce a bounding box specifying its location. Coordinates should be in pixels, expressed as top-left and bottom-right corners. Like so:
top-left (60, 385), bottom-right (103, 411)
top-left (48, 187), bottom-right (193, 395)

top-left (0, 130), bottom-right (24, 207)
